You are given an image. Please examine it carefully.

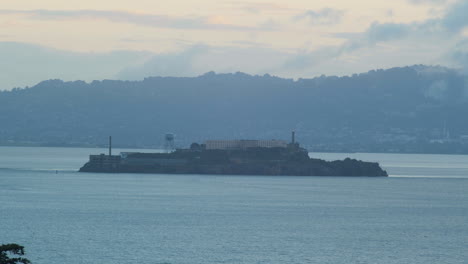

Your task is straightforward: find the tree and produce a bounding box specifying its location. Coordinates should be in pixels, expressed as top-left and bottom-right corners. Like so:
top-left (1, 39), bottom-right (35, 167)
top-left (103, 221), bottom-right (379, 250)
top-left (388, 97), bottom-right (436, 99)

top-left (0, 244), bottom-right (31, 264)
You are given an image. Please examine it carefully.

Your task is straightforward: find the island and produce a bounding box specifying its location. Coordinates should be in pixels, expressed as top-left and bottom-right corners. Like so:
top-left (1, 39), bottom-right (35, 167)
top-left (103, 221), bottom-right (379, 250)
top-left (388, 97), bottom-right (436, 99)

top-left (79, 134), bottom-right (388, 177)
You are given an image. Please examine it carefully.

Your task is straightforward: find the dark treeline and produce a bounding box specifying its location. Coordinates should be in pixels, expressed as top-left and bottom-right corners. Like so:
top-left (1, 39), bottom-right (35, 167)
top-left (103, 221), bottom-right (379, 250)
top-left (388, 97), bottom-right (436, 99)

top-left (1, 65), bottom-right (468, 153)
top-left (0, 244), bottom-right (31, 264)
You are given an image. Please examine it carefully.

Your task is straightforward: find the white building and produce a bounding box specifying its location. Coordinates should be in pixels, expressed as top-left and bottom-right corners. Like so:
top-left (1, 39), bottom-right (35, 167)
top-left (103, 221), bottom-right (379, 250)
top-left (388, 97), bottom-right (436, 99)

top-left (205, 139), bottom-right (288, 150)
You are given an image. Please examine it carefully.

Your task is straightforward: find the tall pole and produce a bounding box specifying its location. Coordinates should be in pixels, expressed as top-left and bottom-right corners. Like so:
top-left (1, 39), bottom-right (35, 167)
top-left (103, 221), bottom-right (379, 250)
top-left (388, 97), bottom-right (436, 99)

top-left (109, 136), bottom-right (112, 156)
top-left (292, 131), bottom-right (295, 144)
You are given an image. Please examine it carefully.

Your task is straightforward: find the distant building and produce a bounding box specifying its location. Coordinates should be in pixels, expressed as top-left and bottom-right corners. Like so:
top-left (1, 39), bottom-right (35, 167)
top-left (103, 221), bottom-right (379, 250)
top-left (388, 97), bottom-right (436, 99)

top-left (88, 154), bottom-right (121, 169)
top-left (205, 139), bottom-right (288, 150)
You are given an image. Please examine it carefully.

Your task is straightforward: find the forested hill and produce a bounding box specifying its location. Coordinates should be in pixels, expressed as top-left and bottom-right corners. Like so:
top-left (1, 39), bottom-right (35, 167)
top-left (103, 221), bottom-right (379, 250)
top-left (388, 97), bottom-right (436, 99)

top-left (1, 65), bottom-right (468, 154)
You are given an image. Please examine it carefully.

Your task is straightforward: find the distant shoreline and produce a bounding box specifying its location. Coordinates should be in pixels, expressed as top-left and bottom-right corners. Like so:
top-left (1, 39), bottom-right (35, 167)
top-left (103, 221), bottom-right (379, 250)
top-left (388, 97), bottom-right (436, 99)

top-left (1, 143), bottom-right (468, 156)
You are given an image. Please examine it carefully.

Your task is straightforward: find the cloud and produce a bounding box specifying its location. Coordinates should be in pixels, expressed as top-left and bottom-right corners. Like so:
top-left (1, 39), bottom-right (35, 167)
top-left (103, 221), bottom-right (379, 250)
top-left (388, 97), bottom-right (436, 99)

top-left (295, 8), bottom-right (344, 25)
top-left (365, 22), bottom-right (412, 43)
top-left (440, 0), bottom-right (468, 33)
top-left (259, 19), bottom-right (281, 31)
top-left (0, 9), bottom-right (264, 31)
top-left (280, 22), bottom-right (414, 71)
top-left (0, 42), bottom-right (151, 89)
top-left (408, 0), bottom-right (447, 4)
top-left (300, 25), bottom-right (416, 69)
top-left (424, 80), bottom-right (449, 100)
top-left (282, 47), bottom-right (341, 70)
top-left (449, 39), bottom-right (468, 73)
top-left (289, 0), bottom-right (468, 71)
top-left (1, 38), bottom-right (464, 91)
top-left (117, 45), bottom-right (210, 79)
top-left (0, 41), bottom-right (291, 89)
top-left (1, 1), bottom-right (467, 89)
top-left (361, 1), bottom-right (468, 42)
top-left (236, 2), bottom-right (294, 14)
top-left (118, 44), bottom-right (291, 79)
top-left (386, 9), bottom-right (395, 17)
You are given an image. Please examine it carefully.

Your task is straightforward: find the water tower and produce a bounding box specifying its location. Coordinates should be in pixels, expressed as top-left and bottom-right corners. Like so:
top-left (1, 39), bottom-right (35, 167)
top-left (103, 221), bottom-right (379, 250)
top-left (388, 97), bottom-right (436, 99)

top-left (164, 133), bottom-right (175, 152)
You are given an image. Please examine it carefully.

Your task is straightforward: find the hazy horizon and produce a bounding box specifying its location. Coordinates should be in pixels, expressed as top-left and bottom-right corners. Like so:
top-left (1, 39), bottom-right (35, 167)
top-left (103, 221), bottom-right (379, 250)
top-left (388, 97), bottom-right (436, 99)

top-left (1, 0), bottom-right (468, 90)
top-left (1, 63), bottom-right (457, 90)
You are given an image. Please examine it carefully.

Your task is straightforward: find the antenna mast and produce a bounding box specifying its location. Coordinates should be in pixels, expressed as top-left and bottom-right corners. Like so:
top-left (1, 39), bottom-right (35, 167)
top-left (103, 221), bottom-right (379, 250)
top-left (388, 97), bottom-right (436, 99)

top-left (109, 136), bottom-right (112, 156)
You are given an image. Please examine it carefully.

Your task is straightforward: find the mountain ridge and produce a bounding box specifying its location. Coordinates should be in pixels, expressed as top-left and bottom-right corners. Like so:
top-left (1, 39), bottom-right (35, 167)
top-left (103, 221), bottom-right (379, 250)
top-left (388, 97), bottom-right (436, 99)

top-left (1, 65), bottom-right (467, 154)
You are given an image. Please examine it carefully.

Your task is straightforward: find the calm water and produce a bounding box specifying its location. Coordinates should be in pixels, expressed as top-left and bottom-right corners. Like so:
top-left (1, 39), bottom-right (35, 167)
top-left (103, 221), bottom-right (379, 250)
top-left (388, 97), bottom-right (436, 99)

top-left (0, 147), bottom-right (467, 264)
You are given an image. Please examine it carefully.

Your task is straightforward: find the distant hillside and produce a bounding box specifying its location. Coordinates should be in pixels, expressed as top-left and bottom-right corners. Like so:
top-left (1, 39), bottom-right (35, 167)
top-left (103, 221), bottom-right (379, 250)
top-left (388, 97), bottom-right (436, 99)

top-left (1, 65), bottom-right (468, 154)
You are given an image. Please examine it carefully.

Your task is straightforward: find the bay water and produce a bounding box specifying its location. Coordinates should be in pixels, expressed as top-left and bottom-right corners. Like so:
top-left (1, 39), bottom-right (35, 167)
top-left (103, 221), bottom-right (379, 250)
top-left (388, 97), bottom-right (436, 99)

top-left (1, 147), bottom-right (467, 263)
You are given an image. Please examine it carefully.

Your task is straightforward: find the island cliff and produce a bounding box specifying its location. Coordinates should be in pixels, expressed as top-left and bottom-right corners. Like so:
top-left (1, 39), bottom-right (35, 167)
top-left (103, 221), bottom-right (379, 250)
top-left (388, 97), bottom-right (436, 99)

top-left (79, 136), bottom-right (388, 177)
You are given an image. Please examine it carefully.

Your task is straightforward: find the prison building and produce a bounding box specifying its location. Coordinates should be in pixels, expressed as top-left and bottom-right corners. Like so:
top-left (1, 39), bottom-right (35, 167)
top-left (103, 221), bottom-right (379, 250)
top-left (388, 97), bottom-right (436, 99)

top-left (205, 139), bottom-right (288, 150)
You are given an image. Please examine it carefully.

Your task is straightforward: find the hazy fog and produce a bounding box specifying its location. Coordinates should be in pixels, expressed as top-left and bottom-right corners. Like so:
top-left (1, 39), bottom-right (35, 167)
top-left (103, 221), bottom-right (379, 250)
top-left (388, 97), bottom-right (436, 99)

top-left (1, 0), bottom-right (468, 89)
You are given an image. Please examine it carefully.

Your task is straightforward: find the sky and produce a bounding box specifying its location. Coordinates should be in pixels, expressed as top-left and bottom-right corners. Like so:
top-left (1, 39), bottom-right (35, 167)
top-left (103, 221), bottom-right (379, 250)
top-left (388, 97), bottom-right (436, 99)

top-left (1, 0), bottom-right (467, 89)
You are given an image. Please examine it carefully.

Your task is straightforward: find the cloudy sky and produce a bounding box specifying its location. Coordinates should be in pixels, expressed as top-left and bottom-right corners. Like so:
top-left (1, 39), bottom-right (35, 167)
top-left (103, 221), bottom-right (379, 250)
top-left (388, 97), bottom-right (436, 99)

top-left (1, 0), bottom-right (467, 89)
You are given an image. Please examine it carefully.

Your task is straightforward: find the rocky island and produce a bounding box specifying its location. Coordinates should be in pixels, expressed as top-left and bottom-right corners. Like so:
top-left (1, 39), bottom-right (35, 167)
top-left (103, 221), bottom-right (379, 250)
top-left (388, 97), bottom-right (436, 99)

top-left (79, 134), bottom-right (388, 177)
